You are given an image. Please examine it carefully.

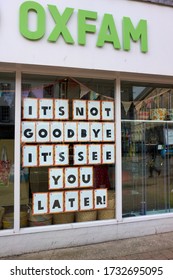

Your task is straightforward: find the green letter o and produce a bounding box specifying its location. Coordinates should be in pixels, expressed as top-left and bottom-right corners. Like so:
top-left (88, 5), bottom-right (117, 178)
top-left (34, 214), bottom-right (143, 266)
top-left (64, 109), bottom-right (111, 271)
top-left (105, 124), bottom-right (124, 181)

top-left (19, 1), bottom-right (45, 40)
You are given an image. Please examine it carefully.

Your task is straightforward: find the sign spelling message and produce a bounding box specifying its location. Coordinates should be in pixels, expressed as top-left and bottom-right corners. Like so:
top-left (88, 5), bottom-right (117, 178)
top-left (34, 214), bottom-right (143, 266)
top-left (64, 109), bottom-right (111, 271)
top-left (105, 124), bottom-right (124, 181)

top-left (21, 98), bottom-right (115, 215)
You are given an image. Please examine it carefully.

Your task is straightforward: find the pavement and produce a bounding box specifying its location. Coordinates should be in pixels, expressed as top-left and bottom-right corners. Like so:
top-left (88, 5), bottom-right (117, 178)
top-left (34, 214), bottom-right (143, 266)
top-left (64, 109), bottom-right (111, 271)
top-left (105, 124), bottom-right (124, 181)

top-left (1, 231), bottom-right (173, 260)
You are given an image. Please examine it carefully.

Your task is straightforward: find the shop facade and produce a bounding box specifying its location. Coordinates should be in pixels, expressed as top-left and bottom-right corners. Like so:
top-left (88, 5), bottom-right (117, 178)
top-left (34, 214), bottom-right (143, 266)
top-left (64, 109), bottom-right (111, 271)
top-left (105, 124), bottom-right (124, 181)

top-left (1, 0), bottom-right (173, 257)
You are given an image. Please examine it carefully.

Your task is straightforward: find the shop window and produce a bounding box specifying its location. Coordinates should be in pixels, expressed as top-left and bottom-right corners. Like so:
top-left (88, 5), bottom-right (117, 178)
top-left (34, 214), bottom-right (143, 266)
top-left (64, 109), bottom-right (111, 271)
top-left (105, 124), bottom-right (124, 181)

top-left (21, 74), bottom-right (115, 227)
top-left (121, 81), bottom-right (173, 217)
top-left (0, 73), bottom-right (15, 230)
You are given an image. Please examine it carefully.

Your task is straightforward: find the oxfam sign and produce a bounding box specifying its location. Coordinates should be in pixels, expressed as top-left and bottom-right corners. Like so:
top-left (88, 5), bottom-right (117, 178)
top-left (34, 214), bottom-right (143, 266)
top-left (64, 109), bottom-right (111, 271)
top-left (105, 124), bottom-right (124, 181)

top-left (19, 1), bottom-right (148, 53)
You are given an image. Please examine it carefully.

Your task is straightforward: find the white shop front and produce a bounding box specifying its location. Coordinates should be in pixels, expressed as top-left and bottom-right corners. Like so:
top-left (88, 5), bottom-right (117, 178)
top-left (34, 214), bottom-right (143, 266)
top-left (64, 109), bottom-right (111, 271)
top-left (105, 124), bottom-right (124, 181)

top-left (1, 0), bottom-right (173, 257)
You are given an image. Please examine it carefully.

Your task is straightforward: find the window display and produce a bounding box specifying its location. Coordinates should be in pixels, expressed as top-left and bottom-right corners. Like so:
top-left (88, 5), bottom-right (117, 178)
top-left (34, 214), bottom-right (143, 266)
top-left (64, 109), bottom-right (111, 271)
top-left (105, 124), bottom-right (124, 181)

top-left (2, 74), bottom-right (173, 230)
top-left (21, 75), bottom-right (115, 227)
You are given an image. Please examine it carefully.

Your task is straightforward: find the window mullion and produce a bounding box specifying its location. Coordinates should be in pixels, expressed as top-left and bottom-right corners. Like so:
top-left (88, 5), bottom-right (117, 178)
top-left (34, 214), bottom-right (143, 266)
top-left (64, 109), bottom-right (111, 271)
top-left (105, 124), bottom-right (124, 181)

top-left (115, 77), bottom-right (123, 222)
top-left (14, 71), bottom-right (22, 233)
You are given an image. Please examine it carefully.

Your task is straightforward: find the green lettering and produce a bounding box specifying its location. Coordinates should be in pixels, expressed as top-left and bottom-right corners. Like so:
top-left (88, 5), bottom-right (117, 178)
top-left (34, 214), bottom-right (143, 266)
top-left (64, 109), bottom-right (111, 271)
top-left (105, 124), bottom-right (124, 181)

top-left (78, 9), bottom-right (97, 45)
top-left (123, 17), bottom-right (148, 53)
top-left (19, 1), bottom-right (45, 40)
top-left (48, 6), bottom-right (74, 44)
top-left (97, 14), bottom-right (121, 49)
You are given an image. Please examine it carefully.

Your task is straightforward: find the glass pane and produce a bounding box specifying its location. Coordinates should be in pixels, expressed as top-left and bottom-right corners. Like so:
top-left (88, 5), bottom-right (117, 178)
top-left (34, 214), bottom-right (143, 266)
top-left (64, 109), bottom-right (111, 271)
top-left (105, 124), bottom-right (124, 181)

top-left (0, 73), bottom-right (15, 230)
top-left (121, 81), bottom-right (173, 217)
top-left (21, 74), bottom-right (115, 227)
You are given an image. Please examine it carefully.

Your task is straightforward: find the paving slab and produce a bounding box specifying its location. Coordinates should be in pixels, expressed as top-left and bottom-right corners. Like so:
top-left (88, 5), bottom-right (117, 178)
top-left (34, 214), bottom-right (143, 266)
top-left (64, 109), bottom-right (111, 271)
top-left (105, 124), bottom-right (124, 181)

top-left (1, 231), bottom-right (173, 260)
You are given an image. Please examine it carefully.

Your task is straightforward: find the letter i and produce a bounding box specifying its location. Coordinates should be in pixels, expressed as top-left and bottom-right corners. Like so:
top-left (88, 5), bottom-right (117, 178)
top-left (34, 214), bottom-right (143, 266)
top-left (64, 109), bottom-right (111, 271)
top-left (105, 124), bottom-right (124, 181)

top-left (29, 106), bottom-right (32, 115)
top-left (28, 153), bottom-right (32, 163)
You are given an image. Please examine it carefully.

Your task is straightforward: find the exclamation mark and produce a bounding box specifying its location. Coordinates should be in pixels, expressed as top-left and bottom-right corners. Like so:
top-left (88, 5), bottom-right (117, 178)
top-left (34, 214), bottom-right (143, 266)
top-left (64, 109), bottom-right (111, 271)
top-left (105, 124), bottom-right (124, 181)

top-left (103, 195), bottom-right (106, 205)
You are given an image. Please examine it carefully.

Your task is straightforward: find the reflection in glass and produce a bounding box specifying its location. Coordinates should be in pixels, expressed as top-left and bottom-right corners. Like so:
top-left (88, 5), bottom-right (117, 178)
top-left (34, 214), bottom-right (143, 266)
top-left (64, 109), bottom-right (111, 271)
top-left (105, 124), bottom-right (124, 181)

top-left (0, 73), bottom-right (15, 230)
top-left (121, 82), bottom-right (173, 217)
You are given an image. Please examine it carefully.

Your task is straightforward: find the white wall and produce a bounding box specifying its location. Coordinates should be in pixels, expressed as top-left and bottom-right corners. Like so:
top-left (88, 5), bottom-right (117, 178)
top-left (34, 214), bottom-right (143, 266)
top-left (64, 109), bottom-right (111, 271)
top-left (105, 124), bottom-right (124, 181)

top-left (1, 0), bottom-right (173, 76)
